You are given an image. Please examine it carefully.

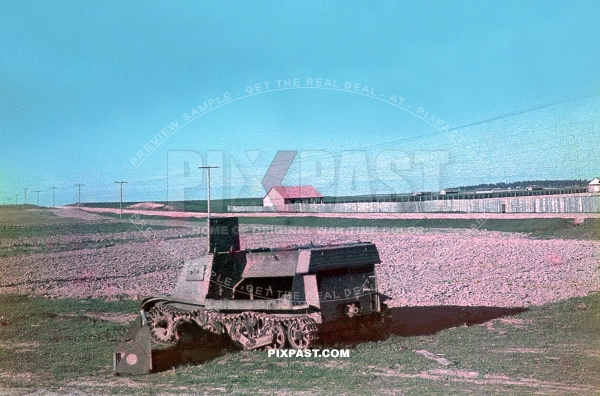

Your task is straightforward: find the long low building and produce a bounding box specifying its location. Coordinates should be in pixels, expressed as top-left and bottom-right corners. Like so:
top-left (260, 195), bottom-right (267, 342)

top-left (230, 192), bottom-right (600, 213)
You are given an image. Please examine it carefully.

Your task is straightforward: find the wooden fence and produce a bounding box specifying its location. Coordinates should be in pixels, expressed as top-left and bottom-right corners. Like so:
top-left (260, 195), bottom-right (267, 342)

top-left (228, 193), bottom-right (600, 213)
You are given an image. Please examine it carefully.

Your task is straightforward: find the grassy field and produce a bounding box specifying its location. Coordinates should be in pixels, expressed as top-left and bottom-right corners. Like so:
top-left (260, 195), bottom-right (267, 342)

top-left (0, 293), bottom-right (598, 394)
top-left (94, 212), bottom-right (600, 241)
top-left (235, 216), bottom-right (600, 240)
top-left (81, 198), bottom-right (264, 213)
top-left (0, 219), bottom-right (173, 240)
top-left (0, 207), bottom-right (181, 258)
top-left (0, 206), bottom-right (82, 226)
top-left (7, 206), bottom-right (600, 241)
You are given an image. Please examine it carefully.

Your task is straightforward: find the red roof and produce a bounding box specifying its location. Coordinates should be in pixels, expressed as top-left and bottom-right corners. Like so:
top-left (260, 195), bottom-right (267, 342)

top-left (269, 185), bottom-right (322, 199)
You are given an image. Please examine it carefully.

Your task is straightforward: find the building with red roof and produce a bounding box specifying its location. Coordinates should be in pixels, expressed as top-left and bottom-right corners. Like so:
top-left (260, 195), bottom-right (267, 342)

top-left (263, 185), bottom-right (324, 207)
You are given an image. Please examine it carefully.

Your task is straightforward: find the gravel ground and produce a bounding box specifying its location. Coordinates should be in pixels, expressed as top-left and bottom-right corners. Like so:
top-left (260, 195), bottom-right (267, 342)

top-left (0, 221), bottom-right (598, 308)
top-left (244, 228), bottom-right (600, 307)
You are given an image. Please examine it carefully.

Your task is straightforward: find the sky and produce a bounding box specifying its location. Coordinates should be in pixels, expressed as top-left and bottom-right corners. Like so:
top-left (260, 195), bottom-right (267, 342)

top-left (1, 1), bottom-right (600, 205)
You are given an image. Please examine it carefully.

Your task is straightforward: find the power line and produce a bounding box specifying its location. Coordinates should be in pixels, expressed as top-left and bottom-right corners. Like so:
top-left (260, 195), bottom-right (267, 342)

top-left (234, 91), bottom-right (600, 168)
top-left (34, 190), bottom-right (41, 207)
top-left (451, 89), bottom-right (598, 132)
top-left (10, 90), bottom-right (597, 203)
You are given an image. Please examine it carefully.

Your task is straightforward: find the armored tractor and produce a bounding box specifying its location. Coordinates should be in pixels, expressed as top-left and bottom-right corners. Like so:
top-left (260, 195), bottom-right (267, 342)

top-left (114, 217), bottom-right (386, 375)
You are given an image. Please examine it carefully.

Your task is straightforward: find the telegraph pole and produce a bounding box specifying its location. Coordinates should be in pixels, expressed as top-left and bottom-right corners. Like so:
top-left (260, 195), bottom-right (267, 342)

top-left (50, 187), bottom-right (57, 208)
top-left (23, 188), bottom-right (27, 205)
top-left (199, 165), bottom-right (218, 252)
top-left (114, 181), bottom-right (128, 221)
top-left (34, 190), bottom-right (41, 207)
top-left (75, 184), bottom-right (84, 211)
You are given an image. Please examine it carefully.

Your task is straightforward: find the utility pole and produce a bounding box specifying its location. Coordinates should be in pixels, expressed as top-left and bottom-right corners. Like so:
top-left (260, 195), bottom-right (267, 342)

top-left (34, 190), bottom-right (41, 207)
top-left (114, 181), bottom-right (128, 221)
top-left (75, 184), bottom-right (84, 211)
top-left (199, 165), bottom-right (218, 252)
top-left (50, 187), bottom-right (57, 208)
top-left (23, 188), bottom-right (27, 205)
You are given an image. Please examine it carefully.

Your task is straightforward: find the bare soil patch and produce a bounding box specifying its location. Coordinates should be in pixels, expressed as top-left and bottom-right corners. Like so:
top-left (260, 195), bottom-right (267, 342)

top-left (50, 207), bottom-right (107, 221)
top-left (127, 202), bottom-right (175, 211)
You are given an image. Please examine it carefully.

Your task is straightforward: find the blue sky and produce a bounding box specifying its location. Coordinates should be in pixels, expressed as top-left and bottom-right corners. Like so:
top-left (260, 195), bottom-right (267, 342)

top-left (1, 1), bottom-right (599, 205)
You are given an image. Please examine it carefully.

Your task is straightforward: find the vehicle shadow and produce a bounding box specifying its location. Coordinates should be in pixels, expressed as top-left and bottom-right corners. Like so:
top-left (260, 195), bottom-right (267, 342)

top-left (152, 346), bottom-right (226, 372)
top-left (149, 305), bottom-right (527, 372)
top-left (150, 322), bottom-right (237, 372)
top-left (318, 305), bottom-right (527, 347)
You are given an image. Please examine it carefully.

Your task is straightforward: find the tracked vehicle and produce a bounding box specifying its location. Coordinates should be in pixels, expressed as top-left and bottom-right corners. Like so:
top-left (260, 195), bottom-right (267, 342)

top-left (114, 217), bottom-right (386, 375)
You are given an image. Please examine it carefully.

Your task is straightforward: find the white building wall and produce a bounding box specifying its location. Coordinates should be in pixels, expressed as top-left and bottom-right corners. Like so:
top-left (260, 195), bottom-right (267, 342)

top-left (263, 195), bottom-right (274, 207)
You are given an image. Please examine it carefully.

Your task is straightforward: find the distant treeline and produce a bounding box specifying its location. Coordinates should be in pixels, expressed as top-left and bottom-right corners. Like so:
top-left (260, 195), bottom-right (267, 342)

top-left (452, 179), bottom-right (589, 191)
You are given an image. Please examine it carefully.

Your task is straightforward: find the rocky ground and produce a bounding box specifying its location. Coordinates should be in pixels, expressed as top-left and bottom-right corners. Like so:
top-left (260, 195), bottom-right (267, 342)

top-left (245, 227), bottom-right (600, 307)
top-left (0, 217), bottom-right (598, 308)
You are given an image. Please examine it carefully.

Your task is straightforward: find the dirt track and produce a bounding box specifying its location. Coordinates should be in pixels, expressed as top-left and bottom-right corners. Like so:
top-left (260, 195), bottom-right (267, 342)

top-left (0, 212), bottom-right (598, 308)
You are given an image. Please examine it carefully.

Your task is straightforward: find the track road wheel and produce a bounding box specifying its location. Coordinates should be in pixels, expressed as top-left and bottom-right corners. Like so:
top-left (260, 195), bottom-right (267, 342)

top-left (203, 319), bottom-right (224, 335)
top-left (230, 320), bottom-right (252, 349)
top-left (149, 309), bottom-right (175, 344)
top-left (265, 323), bottom-right (286, 350)
top-left (173, 319), bottom-right (195, 344)
top-left (287, 320), bottom-right (312, 350)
